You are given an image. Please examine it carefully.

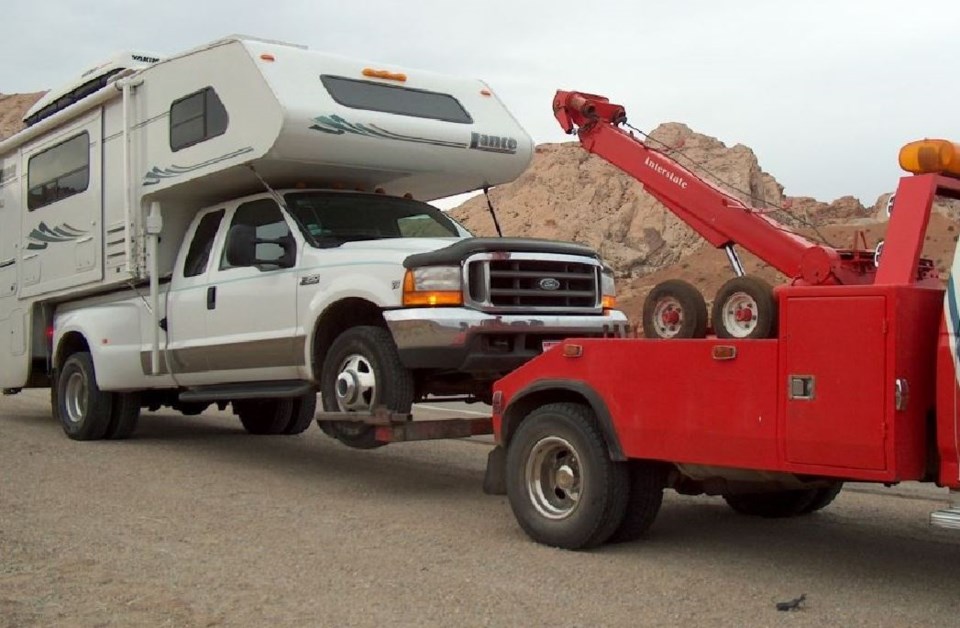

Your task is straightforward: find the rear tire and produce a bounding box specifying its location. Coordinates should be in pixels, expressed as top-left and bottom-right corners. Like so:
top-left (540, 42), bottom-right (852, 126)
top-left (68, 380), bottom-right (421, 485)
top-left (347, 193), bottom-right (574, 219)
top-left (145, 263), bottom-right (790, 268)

top-left (284, 392), bottom-right (318, 435)
top-left (799, 482), bottom-right (843, 514)
top-left (235, 398), bottom-right (295, 435)
top-left (105, 392), bottom-right (141, 440)
top-left (56, 352), bottom-right (113, 441)
top-left (608, 461), bottom-right (668, 543)
top-left (723, 489), bottom-right (816, 518)
top-left (506, 403), bottom-right (628, 550)
top-left (319, 326), bottom-right (414, 449)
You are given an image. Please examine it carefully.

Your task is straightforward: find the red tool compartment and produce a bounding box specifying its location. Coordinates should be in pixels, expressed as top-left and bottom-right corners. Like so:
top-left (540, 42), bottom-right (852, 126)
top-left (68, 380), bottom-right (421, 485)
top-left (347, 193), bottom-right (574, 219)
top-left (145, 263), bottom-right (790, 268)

top-left (777, 284), bottom-right (942, 481)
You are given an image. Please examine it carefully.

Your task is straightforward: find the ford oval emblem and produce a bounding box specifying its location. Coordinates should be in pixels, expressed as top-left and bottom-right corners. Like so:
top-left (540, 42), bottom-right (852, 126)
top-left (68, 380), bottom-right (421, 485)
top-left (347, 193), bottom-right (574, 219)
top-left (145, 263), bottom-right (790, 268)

top-left (539, 277), bottom-right (561, 291)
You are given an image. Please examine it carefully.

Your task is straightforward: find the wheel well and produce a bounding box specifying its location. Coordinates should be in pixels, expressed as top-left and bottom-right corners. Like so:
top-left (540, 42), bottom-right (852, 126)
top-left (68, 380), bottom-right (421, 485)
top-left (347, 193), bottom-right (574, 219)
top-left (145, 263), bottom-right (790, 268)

top-left (311, 298), bottom-right (386, 378)
top-left (502, 388), bottom-right (592, 443)
top-left (55, 332), bottom-right (90, 371)
top-left (501, 385), bottom-right (626, 461)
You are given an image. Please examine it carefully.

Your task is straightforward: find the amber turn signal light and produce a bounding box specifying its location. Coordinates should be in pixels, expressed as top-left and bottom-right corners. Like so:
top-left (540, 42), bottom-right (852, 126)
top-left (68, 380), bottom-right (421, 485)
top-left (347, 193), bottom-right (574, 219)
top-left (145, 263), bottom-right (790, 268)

top-left (401, 270), bottom-right (462, 306)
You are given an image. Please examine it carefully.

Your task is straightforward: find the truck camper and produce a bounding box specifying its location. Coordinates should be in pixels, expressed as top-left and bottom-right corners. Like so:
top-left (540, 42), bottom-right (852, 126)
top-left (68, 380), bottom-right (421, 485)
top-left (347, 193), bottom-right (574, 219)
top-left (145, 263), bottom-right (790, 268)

top-left (0, 36), bottom-right (626, 446)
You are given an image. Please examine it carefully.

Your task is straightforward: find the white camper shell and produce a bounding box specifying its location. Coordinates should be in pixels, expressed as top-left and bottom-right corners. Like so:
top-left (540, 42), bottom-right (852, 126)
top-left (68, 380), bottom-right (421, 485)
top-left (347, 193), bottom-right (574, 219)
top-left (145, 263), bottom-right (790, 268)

top-left (0, 36), bottom-right (626, 446)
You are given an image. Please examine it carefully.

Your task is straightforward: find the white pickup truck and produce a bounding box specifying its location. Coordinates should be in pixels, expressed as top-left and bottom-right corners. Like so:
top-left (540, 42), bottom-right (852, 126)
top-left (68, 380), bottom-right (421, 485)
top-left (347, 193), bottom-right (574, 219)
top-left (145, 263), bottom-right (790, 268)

top-left (0, 36), bottom-right (626, 448)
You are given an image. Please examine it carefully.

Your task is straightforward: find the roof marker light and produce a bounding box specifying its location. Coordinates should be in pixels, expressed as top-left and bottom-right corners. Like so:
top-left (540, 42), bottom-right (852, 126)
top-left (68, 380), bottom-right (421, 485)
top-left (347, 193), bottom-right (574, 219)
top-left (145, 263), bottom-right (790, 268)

top-left (362, 68), bottom-right (407, 82)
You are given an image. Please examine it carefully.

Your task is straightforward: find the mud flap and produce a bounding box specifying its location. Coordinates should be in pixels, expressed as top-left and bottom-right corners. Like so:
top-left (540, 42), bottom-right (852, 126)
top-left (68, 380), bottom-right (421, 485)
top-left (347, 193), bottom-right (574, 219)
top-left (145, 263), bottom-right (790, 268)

top-left (483, 445), bottom-right (507, 495)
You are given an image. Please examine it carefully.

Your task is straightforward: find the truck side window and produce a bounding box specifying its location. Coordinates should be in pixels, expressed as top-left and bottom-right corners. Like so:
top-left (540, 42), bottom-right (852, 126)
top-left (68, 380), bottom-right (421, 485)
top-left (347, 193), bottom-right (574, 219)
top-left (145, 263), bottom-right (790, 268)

top-left (220, 199), bottom-right (294, 270)
top-left (183, 209), bottom-right (225, 277)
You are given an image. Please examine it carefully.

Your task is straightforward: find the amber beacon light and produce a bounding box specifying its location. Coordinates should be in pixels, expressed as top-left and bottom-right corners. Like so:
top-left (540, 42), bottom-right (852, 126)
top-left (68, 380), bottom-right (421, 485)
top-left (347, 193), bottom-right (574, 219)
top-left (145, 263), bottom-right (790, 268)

top-left (899, 139), bottom-right (960, 177)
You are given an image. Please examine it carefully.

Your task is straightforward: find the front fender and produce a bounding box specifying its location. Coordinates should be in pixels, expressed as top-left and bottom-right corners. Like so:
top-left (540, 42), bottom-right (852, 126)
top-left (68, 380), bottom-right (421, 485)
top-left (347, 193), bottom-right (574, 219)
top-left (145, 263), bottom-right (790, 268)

top-left (500, 379), bottom-right (626, 461)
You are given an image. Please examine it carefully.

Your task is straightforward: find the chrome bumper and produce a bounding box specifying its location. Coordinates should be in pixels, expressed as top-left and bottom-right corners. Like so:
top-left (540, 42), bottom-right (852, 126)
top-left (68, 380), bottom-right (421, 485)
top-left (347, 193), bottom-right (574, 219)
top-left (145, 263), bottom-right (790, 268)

top-left (383, 307), bottom-right (629, 372)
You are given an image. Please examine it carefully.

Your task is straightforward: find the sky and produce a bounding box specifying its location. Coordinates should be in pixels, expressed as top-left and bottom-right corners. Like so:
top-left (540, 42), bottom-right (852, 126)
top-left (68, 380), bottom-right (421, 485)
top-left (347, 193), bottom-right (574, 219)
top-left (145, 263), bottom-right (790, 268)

top-left (4, 0), bottom-right (960, 208)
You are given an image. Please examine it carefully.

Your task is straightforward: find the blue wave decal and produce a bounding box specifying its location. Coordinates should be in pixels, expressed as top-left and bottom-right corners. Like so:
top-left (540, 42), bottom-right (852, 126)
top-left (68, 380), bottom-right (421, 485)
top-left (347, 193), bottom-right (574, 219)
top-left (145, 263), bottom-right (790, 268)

top-left (309, 115), bottom-right (468, 149)
top-left (143, 147), bottom-right (255, 186)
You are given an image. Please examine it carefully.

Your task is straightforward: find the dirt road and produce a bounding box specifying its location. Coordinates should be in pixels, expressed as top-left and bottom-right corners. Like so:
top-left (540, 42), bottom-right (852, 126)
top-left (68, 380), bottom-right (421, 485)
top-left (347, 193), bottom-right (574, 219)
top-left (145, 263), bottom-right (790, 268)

top-left (3, 390), bottom-right (960, 627)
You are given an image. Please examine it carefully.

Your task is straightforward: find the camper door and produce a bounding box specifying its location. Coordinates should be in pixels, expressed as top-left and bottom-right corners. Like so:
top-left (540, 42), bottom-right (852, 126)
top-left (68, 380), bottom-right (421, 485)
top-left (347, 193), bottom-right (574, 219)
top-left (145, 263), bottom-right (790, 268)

top-left (20, 111), bottom-right (103, 298)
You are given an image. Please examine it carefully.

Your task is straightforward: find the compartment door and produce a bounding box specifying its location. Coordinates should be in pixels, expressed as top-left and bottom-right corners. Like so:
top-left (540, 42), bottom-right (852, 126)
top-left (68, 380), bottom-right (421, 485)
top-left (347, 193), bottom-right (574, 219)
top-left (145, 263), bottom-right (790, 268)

top-left (19, 112), bottom-right (103, 298)
top-left (783, 295), bottom-right (887, 470)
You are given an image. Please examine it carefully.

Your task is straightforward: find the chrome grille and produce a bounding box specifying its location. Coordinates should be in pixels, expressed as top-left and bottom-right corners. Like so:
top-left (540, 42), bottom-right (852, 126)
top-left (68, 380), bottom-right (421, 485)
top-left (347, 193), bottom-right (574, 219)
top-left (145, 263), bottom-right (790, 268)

top-left (465, 253), bottom-right (601, 313)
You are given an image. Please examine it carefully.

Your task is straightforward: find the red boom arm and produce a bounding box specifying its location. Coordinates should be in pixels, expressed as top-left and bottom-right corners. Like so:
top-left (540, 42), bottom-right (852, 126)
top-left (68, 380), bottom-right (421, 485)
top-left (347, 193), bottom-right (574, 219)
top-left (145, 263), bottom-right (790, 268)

top-left (553, 90), bottom-right (874, 285)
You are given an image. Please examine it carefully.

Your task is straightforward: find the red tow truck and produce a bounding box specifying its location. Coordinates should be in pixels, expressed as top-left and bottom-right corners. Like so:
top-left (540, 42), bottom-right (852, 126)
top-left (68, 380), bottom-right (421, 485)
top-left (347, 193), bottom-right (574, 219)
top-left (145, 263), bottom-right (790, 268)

top-left (484, 91), bottom-right (960, 549)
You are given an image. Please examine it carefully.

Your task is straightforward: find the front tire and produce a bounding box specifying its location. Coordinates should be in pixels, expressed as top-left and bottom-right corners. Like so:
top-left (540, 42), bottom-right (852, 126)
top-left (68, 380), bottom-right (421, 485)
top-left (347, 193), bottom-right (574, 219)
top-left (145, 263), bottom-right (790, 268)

top-left (319, 326), bottom-right (414, 449)
top-left (506, 403), bottom-right (628, 550)
top-left (56, 352), bottom-right (113, 441)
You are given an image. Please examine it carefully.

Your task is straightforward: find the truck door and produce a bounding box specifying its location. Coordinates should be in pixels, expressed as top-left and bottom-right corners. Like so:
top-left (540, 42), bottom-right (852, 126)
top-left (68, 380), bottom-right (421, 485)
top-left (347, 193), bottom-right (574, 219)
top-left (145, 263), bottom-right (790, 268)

top-left (164, 208), bottom-right (226, 384)
top-left (199, 198), bottom-right (301, 382)
top-left (19, 112), bottom-right (102, 298)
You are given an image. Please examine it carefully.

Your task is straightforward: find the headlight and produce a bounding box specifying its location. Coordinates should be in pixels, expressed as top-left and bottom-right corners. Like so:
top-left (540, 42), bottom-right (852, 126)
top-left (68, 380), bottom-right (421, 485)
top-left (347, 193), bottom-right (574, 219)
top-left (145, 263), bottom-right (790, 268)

top-left (402, 266), bottom-right (463, 306)
top-left (601, 268), bottom-right (616, 309)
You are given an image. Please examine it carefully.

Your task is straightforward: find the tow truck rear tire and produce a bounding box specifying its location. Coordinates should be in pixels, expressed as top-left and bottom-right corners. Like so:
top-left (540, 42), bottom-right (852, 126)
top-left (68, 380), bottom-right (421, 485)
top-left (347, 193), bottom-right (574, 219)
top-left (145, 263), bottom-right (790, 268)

top-left (722, 489), bottom-right (817, 518)
top-left (712, 276), bottom-right (777, 339)
top-left (506, 403), bottom-right (629, 550)
top-left (56, 352), bottom-right (114, 441)
top-left (319, 326), bottom-right (414, 449)
top-left (608, 461), bottom-right (668, 543)
top-left (799, 482), bottom-right (843, 514)
top-left (642, 280), bottom-right (708, 339)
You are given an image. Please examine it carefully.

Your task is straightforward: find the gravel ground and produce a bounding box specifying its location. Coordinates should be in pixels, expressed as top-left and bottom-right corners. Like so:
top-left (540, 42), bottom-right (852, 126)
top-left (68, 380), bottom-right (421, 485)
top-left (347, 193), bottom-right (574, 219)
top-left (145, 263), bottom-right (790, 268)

top-left (3, 389), bottom-right (960, 627)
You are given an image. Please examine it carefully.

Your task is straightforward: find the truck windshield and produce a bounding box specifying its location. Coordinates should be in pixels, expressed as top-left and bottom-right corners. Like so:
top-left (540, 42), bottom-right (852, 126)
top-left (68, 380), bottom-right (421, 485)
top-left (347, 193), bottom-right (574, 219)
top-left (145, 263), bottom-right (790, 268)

top-left (284, 192), bottom-right (464, 247)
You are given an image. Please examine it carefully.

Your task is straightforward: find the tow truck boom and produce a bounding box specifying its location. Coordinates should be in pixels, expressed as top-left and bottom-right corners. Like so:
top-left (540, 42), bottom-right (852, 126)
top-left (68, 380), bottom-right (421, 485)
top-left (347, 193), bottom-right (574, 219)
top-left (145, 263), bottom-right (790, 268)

top-left (553, 90), bottom-right (875, 286)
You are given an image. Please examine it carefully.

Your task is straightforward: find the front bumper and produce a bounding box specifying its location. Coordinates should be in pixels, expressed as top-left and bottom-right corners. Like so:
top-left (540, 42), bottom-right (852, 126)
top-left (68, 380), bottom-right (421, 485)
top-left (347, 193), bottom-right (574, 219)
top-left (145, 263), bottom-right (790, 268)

top-left (383, 307), bottom-right (629, 373)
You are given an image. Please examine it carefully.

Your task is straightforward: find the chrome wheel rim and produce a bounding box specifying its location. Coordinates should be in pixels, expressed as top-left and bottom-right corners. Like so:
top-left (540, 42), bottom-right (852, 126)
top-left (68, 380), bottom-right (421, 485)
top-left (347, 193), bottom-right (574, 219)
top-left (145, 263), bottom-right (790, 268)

top-left (525, 436), bottom-right (582, 520)
top-left (64, 371), bottom-right (87, 424)
top-left (652, 297), bottom-right (684, 338)
top-left (334, 353), bottom-right (377, 412)
top-left (720, 291), bottom-right (758, 338)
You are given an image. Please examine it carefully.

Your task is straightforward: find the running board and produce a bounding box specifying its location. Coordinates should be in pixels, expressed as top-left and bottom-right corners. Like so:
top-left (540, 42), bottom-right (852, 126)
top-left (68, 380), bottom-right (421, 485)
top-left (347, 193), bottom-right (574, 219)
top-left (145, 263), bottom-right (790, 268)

top-left (179, 380), bottom-right (315, 403)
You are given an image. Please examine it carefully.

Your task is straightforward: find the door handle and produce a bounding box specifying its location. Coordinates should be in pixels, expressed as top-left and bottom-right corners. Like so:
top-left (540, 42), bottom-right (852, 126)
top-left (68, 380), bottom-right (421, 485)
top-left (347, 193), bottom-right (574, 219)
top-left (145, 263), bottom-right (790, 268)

top-left (0, 258), bottom-right (14, 269)
top-left (206, 286), bottom-right (216, 310)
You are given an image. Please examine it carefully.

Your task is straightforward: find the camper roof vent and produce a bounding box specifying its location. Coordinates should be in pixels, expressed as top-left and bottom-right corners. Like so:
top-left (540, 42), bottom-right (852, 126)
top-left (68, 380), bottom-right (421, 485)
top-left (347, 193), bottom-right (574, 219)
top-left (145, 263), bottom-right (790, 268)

top-left (23, 51), bottom-right (163, 128)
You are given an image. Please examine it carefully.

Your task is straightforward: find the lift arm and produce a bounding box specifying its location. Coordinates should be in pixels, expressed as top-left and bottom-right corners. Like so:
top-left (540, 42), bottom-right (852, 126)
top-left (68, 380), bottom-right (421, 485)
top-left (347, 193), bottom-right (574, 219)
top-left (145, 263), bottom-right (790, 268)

top-left (553, 90), bottom-right (871, 285)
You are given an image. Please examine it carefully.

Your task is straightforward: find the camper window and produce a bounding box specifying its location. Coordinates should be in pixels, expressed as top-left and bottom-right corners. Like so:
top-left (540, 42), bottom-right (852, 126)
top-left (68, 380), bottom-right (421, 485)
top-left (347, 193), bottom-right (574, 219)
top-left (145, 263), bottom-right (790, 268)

top-left (27, 132), bottom-right (90, 211)
top-left (169, 87), bottom-right (229, 151)
top-left (183, 209), bottom-right (225, 278)
top-left (320, 75), bottom-right (473, 124)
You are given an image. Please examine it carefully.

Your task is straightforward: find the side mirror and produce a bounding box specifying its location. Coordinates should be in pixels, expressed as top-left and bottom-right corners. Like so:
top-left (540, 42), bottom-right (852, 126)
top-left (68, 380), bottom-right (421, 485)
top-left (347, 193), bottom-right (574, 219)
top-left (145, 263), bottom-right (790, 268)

top-left (225, 224), bottom-right (257, 267)
top-left (225, 225), bottom-right (296, 269)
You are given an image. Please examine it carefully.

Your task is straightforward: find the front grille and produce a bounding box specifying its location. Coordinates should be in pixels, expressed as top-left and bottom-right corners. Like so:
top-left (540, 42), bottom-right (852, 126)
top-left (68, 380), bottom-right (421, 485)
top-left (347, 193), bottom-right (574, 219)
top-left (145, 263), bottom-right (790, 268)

top-left (467, 255), bottom-right (600, 312)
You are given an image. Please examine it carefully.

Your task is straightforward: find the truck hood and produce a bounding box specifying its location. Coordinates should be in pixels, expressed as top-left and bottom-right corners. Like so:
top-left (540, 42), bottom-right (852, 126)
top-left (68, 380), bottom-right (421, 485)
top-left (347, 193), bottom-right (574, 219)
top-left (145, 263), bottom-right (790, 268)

top-left (337, 238), bottom-right (463, 256)
top-left (402, 237), bottom-right (600, 268)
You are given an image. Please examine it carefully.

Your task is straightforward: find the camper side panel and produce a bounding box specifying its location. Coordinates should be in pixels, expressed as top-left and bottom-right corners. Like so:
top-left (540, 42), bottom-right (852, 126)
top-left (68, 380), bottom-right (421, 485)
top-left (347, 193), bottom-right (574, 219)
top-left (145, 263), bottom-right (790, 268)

top-left (0, 149), bottom-right (29, 388)
top-left (19, 109), bottom-right (104, 299)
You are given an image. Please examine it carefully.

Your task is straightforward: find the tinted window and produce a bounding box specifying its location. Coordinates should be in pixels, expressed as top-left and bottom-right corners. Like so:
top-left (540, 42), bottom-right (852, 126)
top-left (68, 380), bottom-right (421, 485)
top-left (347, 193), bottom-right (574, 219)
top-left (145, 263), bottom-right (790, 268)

top-left (169, 87), bottom-right (229, 151)
top-left (221, 199), bottom-right (294, 270)
top-left (284, 192), bottom-right (459, 247)
top-left (27, 132), bottom-right (90, 210)
top-left (183, 209), bottom-right (224, 277)
top-left (321, 75), bottom-right (472, 124)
